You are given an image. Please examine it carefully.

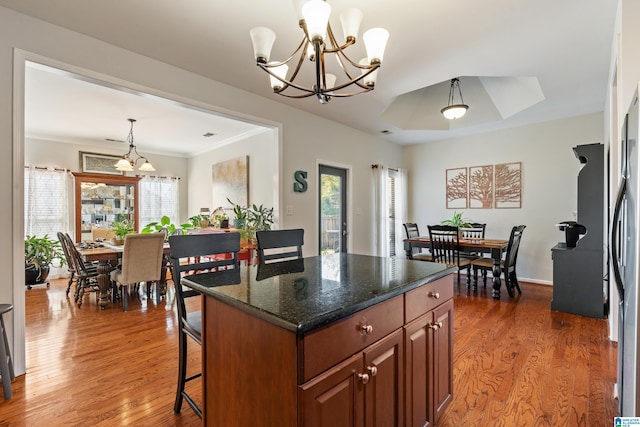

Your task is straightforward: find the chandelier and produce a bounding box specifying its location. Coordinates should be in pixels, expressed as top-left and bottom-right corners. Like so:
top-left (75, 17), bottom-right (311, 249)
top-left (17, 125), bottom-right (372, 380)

top-left (114, 118), bottom-right (155, 172)
top-left (441, 78), bottom-right (469, 120)
top-left (249, 0), bottom-right (389, 104)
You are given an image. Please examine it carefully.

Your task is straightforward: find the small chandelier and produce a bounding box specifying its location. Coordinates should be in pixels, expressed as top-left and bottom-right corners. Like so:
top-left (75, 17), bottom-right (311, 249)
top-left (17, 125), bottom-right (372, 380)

top-left (249, 0), bottom-right (389, 104)
top-left (441, 78), bottom-right (469, 120)
top-left (114, 118), bottom-right (155, 172)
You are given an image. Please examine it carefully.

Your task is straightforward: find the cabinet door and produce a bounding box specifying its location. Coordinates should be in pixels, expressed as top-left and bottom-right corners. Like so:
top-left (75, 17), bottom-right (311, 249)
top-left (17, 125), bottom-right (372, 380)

top-left (300, 354), bottom-right (364, 427)
top-left (363, 328), bottom-right (404, 427)
top-left (404, 311), bottom-right (434, 427)
top-left (432, 299), bottom-right (454, 422)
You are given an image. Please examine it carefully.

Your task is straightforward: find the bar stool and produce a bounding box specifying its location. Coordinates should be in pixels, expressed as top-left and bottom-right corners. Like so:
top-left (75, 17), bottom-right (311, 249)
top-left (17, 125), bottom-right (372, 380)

top-left (0, 303), bottom-right (15, 399)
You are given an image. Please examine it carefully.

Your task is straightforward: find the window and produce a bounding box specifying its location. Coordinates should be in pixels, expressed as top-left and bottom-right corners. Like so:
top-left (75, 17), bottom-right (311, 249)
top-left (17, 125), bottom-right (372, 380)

top-left (373, 166), bottom-right (407, 257)
top-left (24, 166), bottom-right (72, 239)
top-left (139, 176), bottom-right (180, 228)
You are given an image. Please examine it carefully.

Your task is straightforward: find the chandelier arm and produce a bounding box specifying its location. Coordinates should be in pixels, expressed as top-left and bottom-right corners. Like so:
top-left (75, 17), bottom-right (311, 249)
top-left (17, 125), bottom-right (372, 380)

top-left (260, 37), bottom-right (307, 68)
top-left (257, 62), bottom-right (316, 95)
top-left (323, 25), bottom-right (356, 54)
top-left (325, 65), bottom-right (380, 92)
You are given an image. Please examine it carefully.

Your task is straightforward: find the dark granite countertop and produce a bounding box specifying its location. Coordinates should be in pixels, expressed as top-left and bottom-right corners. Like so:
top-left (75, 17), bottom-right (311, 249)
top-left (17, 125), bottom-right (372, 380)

top-left (182, 253), bottom-right (455, 334)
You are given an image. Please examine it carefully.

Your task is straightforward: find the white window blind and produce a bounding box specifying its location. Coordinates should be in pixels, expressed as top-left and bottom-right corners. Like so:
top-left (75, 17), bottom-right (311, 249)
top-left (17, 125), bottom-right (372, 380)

top-left (24, 166), bottom-right (72, 239)
top-left (139, 176), bottom-right (180, 229)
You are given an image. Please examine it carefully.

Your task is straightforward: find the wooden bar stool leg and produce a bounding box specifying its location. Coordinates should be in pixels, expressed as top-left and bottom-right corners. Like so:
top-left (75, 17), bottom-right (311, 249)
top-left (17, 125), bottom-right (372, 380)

top-left (0, 304), bottom-right (15, 399)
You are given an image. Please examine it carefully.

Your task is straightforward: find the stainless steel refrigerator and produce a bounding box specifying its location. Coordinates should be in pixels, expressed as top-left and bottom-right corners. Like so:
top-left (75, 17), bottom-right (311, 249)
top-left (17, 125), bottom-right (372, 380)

top-left (611, 89), bottom-right (640, 416)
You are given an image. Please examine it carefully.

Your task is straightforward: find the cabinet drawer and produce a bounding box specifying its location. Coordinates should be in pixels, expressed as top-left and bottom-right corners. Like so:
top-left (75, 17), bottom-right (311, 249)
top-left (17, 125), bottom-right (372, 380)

top-left (302, 295), bottom-right (403, 382)
top-left (405, 275), bottom-right (453, 323)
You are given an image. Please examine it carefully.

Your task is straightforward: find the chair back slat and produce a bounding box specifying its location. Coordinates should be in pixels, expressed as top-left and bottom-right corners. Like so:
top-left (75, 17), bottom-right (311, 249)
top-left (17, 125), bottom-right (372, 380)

top-left (460, 223), bottom-right (486, 239)
top-left (256, 229), bottom-right (304, 264)
top-left (169, 232), bottom-right (241, 317)
top-left (428, 225), bottom-right (460, 266)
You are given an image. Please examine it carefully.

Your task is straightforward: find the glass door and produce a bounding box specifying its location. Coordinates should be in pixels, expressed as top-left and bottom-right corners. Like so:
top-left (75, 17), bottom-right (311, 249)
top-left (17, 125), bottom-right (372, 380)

top-left (319, 165), bottom-right (347, 254)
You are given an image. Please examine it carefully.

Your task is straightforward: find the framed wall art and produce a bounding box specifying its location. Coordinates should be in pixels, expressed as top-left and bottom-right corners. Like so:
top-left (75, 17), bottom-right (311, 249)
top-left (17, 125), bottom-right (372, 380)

top-left (79, 151), bottom-right (124, 175)
top-left (469, 165), bottom-right (494, 208)
top-left (494, 162), bottom-right (522, 208)
top-left (212, 155), bottom-right (249, 209)
top-left (446, 167), bottom-right (468, 209)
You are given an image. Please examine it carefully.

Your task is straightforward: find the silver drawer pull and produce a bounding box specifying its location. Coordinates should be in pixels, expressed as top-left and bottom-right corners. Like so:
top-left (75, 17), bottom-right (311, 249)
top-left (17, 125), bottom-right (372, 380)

top-left (367, 366), bottom-right (378, 377)
top-left (359, 323), bottom-right (374, 335)
top-left (429, 321), bottom-right (443, 330)
top-left (428, 291), bottom-right (440, 299)
top-left (358, 372), bottom-right (370, 384)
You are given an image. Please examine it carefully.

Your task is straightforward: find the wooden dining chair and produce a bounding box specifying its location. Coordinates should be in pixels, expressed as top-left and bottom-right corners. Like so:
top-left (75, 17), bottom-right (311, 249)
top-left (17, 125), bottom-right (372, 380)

top-left (58, 232), bottom-right (100, 307)
top-left (256, 229), bottom-right (304, 264)
top-left (403, 222), bottom-right (432, 261)
top-left (459, 223), bottom-right (486, 258)
top-left (427, 224), bottom-right (475, 286)
top-left (109, 232), bottom-right (166, 311)
top-left (168, 232), bottom-right (241, 419)
top-left (471, 225), bottom-right (526, 297)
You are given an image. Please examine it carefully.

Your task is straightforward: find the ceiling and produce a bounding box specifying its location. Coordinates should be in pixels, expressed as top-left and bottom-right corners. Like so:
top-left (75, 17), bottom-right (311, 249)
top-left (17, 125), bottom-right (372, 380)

top-left (2, 0), bottom-right (618, 153)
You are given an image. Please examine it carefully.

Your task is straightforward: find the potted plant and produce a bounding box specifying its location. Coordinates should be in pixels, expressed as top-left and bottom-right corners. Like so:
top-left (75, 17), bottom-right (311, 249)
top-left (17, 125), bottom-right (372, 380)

top-left (141, 215), bottom-right (192, 240)
top-left (111, 219), bottom-right (134, 245)
top-left (227, 198), bottom-right (248, 229)
top-left (25, 234), bottom-right (65, 287)
top-left (247, 203), bottom-right (274, 232)
top-left (188, 214), bottom-right (209, 229)
top-left (441, 211), bottom-right (471, 228)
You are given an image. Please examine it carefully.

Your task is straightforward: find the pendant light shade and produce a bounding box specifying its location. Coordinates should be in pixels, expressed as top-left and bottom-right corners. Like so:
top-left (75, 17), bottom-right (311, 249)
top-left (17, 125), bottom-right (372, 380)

top-left (441, 78), bottom-right (469, 120)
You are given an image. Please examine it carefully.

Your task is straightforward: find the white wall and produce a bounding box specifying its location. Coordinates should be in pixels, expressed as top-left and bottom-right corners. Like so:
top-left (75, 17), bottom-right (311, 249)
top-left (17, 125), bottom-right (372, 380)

top-left (404, 113), bottom-right (604, 284)
top-left (0, 6), bottom-right (403, 373)
top-left (187, 128), bottom-right (278, 224)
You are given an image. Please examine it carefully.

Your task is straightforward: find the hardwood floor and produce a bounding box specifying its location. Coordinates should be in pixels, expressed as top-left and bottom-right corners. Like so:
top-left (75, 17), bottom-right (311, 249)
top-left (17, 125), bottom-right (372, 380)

top-left (0, 276), bottom-right (619, 426)
top-left (1, 278), bottom-right (202, 426)
top-left (439, 281), bottom-right (619, 427)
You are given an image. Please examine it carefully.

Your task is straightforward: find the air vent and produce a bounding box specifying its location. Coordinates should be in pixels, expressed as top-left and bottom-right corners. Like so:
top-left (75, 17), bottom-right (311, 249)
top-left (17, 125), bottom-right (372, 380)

top-left (105, 138), bottom-right (125, 142)
top-left (203, 132), bottom-right (216, 137)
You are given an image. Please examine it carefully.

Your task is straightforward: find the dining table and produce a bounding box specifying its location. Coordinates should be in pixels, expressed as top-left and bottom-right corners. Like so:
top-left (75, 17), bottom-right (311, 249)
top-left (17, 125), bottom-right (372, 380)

top-left (77, 238), bottom-right (257, 308)
top-left (404, 236), bottom-right (509, 299)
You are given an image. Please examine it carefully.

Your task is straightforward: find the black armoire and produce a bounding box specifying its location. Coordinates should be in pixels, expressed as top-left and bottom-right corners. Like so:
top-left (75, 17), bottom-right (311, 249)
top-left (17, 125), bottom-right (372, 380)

top-left (551, 143), bottom-right (605, 318)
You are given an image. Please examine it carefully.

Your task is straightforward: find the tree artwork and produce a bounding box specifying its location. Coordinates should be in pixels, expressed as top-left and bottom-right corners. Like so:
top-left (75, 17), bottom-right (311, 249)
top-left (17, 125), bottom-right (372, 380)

top-left (446, 168), bottom-right (468, 209)
top-left (469, 165), bottom-right (494, 208)
top-left (494, 162), bottom-right (522, 208)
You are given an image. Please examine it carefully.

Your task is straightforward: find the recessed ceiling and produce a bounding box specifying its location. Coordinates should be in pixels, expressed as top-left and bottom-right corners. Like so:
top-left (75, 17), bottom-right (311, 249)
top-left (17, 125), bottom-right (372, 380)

top-left (1, 0), bottom-right (618, 145)
top-left (383, 76), bottom-right (545, 131)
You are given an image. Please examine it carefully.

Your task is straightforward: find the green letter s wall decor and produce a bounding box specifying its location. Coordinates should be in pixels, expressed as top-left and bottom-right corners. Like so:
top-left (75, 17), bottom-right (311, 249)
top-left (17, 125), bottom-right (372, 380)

top-left (293, 170), bottom-right (308, 193)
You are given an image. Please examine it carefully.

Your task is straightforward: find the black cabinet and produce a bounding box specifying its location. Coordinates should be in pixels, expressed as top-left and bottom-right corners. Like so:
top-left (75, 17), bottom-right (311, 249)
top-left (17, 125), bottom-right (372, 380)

top-left (551, 143), bottom-right (605, 318)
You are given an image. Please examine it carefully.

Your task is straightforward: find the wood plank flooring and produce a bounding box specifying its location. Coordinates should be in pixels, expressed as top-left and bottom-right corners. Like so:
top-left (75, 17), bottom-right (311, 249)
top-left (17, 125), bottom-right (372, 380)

top-left (439, 281), bottom-right (619, 427)
top-left (0, 276), bottom-right (619, 426)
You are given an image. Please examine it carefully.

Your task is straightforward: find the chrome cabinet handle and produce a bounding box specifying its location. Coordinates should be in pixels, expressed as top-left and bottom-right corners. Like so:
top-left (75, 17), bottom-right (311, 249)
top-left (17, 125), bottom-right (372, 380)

top-left (359, 323), bottom-right (374, 335)
top-left (358, 373), bottom-right (370, 384)
top-left (367, 366), bottom-right (378, 377)
top-left (428, 291), bottom-right (440, 299)
top-left (429, 321), bottom-right (443, 330)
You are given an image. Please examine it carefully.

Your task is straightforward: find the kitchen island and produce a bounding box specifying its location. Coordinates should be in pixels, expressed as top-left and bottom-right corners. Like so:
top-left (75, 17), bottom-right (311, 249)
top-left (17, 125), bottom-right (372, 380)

top-left (182, 253), bottom-right (456, 427)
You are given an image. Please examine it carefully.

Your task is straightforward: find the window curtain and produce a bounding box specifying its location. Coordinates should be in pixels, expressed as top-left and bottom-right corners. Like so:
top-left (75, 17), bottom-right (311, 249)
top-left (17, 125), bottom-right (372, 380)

top-left (373, 165), bottom-right (389, 257)
top-left (139, 175), bottom-right (180, 229)
top-left (24, 166), bottom-right (73, 278)
top-left (393, 168), bottom-right (408, 257)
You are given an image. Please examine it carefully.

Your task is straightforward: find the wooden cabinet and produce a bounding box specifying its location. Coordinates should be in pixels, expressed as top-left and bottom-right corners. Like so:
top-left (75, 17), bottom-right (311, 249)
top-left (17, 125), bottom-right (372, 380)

top-left (300, 329), bottom-right (404, 427)
top-left (72, 172), bottom-right (140, 242)
top-left (200, 274), bottom-right (454, 427)
top-left (405, 294), bottom-right (454, 427)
